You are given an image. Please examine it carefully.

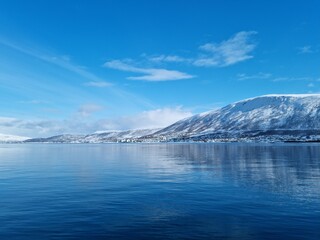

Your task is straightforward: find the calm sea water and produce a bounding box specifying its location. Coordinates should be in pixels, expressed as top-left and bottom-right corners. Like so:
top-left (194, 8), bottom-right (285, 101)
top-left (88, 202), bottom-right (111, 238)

top-left (0, 143), bottom-right (319, 239)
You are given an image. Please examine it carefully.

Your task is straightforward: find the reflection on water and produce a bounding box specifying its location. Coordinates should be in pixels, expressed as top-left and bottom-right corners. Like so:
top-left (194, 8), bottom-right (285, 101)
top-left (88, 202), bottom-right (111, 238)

top-left (161, 144), bottom-right (320, 199)
top-left (0, 143), bottom-right (319, 239)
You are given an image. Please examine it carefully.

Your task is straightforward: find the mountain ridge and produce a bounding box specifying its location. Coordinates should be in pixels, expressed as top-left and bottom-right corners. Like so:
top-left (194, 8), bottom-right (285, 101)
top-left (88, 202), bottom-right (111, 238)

top-left (4, 94), bottom-right (320, 143)
top-left (146, 94), bottom-right (320, 142)
top-left (25, 128), bottom-right (160, 143)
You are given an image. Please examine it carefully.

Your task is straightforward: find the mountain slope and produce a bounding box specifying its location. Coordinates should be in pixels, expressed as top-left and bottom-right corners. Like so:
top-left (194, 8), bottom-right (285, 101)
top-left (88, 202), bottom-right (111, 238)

top-left (149, 94), bottom-right (320, 141)
top-left (21, 94), bottom-right (320, 143)
top-left (25, 129), bottom-right (160, 143)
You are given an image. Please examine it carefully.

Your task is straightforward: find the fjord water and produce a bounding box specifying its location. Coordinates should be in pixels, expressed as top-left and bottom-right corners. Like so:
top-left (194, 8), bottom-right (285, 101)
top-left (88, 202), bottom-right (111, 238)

top-left (0, 144), bottom-right (319, 239)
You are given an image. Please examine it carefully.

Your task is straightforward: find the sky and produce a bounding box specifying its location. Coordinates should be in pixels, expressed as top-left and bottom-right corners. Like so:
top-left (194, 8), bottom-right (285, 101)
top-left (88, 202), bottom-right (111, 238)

top-left (0, 0), bottom-right (319, 137)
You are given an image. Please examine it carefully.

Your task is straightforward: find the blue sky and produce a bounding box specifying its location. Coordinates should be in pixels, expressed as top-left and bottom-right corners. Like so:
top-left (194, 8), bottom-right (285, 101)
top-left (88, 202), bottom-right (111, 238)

top-left (0, 0), bottom-right (319, 137)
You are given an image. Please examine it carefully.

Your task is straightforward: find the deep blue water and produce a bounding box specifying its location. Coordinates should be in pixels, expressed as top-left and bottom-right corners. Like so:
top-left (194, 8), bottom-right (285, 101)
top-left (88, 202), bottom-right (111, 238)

top-left (0, 143), bottom-right (319, 239)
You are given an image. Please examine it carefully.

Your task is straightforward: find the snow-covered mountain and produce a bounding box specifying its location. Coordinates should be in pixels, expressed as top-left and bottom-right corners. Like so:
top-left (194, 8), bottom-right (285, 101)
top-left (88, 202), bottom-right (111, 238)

top-left (0, 133), bottom-right (30, 143)
top-left (14, 94), bottom-right (320, 143)
top-left (147, 94), bottom-right (320, 142)
top-left (25, 128), bottom-right (160, 143)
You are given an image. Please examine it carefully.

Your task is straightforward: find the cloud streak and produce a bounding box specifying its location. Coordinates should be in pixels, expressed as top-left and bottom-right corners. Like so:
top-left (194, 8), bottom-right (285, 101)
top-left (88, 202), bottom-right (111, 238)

top-left (104, 60), bottom-right (195, 81)
top-left (237, 72), bottom-right (272, 81)
top-left (84, 81), bottom-right (112, 87)
top-left (272, 77), bottom-right (314, 82)
top-left (0, 38), bottom-right (113, 85)
top-left (298, 45), bottom-right (313, 54)
top-left (105, 107), bottom-right (193, 130)
top-left (77, 104), bottom-right (104, 117)
top-left (236, 72), bottom-right (319, 83)
top-left (147, 54), bottom-right (191, 63)
top-left (0, 38), bottom-right (156, 109)
top-left (103, 31), bottom-right (257, 81)
top-left (194, 31), bottom-right (257, 67)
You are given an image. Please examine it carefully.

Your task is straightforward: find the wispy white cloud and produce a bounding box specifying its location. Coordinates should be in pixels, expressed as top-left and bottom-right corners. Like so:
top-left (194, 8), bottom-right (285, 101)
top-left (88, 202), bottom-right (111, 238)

top-left (84, 81), bottom-right (112, 87)
top-left (0, 38), bottom-right (113, 85)
top-left (272, 77), bottom-right (313, 82)
top-left (94, 107), bottom-right (193, 131)
top-left (147, 54), bottom-right (191, 63)
top-left (237, 72), bottom-right (272, 81)
top-left (18, 99), bottom-right (50, 104)
top-left (194, 31), bottom-right (257, 67)
top-left (298, 45), bottom-right (313, 54)
top-left (104, 31), bottom-right (257, 81)
top-left (104, 60), bottom-right (195, 81)
top-left (236, 73), bottom-right (320, 86)
top-left (138, 31), bottom-right (257, 68)
top-left (0, 38), bottom-right (155, 109)
top-left (77, 104), bottom-right (104, 117)
top-left (0, 117), bottom-right (20, 126)
top-left (113, 107), bottom-right (193, 129)
top-left (0, 117), bottom-right (76, 137)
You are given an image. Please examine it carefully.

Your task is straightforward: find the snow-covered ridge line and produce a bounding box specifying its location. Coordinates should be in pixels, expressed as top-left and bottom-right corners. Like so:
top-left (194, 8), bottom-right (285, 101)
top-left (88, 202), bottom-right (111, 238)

top-left (148, 94), bottom-right (320, 142)
top-left (262, 94), bottom-right (320, 97)
top-left (25, 128), bottom-right (161, 143)
top-left (4, 94), bottom-right (320, 143)
top-left (232, 93), bottom-right (320, 105)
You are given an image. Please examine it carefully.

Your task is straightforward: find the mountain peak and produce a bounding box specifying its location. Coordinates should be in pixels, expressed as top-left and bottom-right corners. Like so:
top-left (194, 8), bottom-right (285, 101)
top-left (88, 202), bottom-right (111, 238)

top-left (152, 94), bottom-right (320, 141)
top-left (235, 93), bottom-right (320, 104)
top-left (258, 94), bottom-right (320, 98)
top-left (16, 94), bottom-right (320, 143)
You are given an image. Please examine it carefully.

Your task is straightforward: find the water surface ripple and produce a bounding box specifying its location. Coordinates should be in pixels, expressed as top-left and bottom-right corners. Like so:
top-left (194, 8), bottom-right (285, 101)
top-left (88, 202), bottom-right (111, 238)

top-left (0, 143), bottom-right (319, 239)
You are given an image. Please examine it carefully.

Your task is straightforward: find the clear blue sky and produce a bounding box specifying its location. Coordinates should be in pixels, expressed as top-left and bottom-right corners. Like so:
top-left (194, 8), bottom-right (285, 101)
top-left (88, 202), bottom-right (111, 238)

top-left (0, 0), bottom-right (319, 137)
